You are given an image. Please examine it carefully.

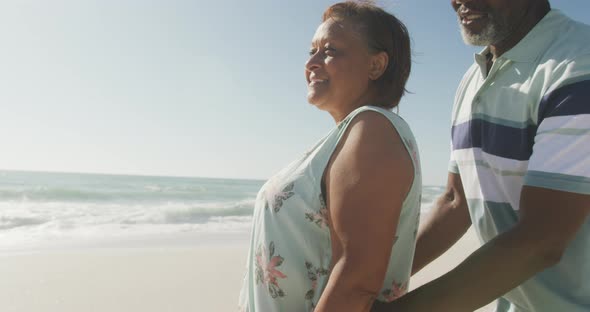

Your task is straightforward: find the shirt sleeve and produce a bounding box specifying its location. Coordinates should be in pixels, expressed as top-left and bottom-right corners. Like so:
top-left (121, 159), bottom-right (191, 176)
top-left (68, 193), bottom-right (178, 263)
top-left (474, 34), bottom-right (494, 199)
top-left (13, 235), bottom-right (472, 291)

top-left (524, 79), bottom-right (590, 195)
top-left (449, 140), bottom-right (459, 174)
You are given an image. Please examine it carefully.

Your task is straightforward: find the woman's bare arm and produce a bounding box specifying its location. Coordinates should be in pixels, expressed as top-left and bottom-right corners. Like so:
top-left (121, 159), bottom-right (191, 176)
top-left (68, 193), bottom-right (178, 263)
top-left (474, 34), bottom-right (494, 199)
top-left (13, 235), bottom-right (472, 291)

top-left (315, 111), bottom-right (414, 312)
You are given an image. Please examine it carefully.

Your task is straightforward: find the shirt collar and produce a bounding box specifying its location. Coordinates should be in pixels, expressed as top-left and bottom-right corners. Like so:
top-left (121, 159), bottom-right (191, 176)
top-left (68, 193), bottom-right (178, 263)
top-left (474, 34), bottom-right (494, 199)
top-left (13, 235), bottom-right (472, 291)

top-left (474, 9), bottom-right (568, 64)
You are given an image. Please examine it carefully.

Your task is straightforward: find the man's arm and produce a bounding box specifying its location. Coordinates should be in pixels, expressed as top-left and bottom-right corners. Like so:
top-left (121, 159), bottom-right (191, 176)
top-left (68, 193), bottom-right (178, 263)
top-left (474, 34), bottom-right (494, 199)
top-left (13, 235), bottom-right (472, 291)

top-left (412, 172), bottom-right (472, 275)
top-left (371, 172), bottom-right (471, 311)
top-left (375, 186), bottom-right (590, 311)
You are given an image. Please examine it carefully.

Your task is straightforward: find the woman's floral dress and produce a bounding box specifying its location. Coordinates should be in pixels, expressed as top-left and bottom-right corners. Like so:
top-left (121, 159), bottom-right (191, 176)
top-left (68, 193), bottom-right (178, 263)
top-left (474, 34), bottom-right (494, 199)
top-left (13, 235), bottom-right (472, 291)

top-left (238, 106), bottom-right (422, 311)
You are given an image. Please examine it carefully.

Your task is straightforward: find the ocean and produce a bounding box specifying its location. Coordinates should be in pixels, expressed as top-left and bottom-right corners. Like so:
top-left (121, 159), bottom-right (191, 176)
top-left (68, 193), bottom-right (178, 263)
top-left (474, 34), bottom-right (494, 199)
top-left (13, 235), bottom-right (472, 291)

top-left (0, 170), bottom-right (444, 251)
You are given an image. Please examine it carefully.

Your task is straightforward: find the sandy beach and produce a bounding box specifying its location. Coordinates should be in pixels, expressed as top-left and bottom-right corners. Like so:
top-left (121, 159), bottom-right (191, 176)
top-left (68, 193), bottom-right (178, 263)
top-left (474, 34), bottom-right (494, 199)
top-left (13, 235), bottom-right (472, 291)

top-left (0, 246), bottom-right (248, 312)
top-left (0, 227), bottom-right (493, 312)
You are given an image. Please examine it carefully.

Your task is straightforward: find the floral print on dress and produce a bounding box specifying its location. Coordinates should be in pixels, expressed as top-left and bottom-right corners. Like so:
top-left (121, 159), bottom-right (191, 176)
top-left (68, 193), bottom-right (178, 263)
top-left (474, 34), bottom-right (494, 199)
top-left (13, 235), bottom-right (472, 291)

top-left (255, 241), bottom-right (287, 298)
top-left (404, 139), bottom-right (420, 169)
top-left (304, 261), bottom-right (330, 310)
top-left (240, 107), bottom-right (421, 311)
top-left (413, 201), bottom-right (421, 239)
top-left (264, 181), bottom-right (295, 212)
top-left (381, 280), bottom-right (408, 302)
top-left (380, 235), bottom-right (406, 301)
top-left (305, 194), bottom-right (330, 228)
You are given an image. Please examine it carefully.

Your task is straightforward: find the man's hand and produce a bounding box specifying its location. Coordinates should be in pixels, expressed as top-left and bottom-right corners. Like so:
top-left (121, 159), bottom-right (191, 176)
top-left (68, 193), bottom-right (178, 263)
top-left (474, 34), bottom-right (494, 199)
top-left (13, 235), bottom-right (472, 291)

top-left (412, 173), bottom-right (471, 275)
top-left (373, 186), bottom-right (590, 311)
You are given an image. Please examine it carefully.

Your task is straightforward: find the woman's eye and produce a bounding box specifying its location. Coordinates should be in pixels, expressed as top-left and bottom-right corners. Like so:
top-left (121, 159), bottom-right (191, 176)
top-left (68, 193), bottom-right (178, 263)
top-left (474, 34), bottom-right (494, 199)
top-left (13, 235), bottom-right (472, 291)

top-left (324, 47), bottom-right (336, 55)
top-left (308, 47), bottom-right (335, 57)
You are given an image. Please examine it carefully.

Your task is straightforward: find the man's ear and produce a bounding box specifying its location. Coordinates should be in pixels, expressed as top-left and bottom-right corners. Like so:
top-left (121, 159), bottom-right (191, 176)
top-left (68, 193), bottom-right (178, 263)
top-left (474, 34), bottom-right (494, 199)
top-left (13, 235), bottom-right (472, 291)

top-left (369, 51), bottom-right (389, 81)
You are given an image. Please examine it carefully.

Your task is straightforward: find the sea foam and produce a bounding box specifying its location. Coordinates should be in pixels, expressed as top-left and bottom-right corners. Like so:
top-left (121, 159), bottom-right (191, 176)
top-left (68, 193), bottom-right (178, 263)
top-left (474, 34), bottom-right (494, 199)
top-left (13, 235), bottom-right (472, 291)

top-left (0, 170), bottom-right (442, 250)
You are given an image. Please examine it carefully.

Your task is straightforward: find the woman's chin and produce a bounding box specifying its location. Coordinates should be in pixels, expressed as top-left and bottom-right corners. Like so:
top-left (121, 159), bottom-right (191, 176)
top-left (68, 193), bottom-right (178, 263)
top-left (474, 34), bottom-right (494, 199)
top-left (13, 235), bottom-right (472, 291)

top-left (307, 96), bottom-right (319, 106)
top-left (307, 93), bottom-right (327, 107)
top-left (308, 100), bottom-right (327, 111)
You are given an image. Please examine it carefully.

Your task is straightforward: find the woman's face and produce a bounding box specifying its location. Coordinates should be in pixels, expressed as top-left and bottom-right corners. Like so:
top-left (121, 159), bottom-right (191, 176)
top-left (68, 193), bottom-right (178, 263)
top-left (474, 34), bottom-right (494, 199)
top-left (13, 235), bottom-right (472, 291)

top-left (305, 19), bottom-right (375, 118)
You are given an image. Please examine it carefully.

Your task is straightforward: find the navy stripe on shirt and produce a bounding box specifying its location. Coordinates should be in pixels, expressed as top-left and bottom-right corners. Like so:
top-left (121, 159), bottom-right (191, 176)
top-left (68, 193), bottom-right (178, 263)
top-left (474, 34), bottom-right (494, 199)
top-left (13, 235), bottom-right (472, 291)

top-left (538, 79), bottom-right (590, 121)
top-left (452, 119), bottom-right (537, 161)
top-left (452, 79), bottom-right (590, 161)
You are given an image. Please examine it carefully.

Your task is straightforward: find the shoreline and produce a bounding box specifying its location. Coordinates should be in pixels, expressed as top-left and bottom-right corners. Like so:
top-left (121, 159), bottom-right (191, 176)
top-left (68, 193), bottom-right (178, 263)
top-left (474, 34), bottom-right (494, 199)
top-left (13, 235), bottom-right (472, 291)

top-left (0, 230), bottom-right (250, 256)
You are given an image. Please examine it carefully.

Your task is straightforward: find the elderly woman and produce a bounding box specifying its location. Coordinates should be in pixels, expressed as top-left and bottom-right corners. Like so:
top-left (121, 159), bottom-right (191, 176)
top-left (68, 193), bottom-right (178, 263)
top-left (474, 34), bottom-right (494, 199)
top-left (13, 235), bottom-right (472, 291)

top-left (238, 2), bottom-right (421, 311)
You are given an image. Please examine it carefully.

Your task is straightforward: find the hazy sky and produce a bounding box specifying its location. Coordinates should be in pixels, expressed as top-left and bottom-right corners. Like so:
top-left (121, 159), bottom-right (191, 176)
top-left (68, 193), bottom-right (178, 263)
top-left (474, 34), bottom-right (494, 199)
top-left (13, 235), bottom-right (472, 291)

top-left (1, 0), bottom-right (589, 185)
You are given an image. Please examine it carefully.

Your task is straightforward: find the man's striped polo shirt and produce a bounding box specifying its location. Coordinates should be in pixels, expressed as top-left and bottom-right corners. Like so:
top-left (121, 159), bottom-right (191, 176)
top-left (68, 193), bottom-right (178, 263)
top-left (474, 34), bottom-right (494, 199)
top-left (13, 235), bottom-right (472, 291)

top-left (449, 10), bottom-right (590, 312)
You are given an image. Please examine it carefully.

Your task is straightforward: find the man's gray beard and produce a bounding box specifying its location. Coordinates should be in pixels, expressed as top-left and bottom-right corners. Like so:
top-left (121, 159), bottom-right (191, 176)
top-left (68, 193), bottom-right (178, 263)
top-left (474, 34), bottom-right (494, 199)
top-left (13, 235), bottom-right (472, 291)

top-left (459, 15), bottom-right (513, 46)
top-left (461, 23), bottom-right (497, 46)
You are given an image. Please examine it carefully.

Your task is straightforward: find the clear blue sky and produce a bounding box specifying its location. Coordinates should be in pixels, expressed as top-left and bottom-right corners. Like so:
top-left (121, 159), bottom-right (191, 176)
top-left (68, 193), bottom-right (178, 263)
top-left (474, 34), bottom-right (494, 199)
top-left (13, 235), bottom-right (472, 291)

top-left (1, 0), bottom-right (588, 185)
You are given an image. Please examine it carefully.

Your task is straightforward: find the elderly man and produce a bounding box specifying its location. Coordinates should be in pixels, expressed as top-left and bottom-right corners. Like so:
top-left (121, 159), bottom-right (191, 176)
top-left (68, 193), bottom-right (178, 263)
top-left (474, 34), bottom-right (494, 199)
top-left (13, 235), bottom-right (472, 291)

top-left (374, 0), bottom-right (590, 311)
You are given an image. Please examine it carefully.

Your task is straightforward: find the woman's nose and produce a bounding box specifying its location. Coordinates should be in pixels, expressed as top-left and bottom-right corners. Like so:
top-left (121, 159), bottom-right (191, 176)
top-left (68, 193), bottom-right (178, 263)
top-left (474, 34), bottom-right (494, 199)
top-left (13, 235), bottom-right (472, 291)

top-left (305, 52), bottom-right (321, 72)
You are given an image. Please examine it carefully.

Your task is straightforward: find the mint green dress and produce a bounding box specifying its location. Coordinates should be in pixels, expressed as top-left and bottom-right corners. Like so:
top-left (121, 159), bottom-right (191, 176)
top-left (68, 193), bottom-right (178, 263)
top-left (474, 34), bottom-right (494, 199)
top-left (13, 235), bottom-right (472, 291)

top-left (238, 106), bottom-right (422, 311)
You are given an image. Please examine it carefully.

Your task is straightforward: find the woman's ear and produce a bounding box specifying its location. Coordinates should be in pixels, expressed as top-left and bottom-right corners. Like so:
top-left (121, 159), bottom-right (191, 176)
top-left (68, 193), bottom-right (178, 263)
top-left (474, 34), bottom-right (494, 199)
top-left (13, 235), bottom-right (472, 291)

top-left (369, 51), bottom-right (389, 81)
